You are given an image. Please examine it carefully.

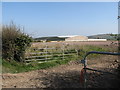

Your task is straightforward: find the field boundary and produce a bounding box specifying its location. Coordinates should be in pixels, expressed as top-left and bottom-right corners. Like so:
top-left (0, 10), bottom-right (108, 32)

top-left (25, 44), bottom-right (79, 63)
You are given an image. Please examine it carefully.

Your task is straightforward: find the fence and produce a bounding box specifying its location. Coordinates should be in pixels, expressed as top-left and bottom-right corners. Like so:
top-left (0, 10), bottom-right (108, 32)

top-left (25, 44), bottom-right (79, 63)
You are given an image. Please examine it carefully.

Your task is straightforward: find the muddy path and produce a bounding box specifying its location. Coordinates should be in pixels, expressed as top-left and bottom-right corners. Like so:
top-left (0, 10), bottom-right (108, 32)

top-left (2, 55), bottom-right (120, 88)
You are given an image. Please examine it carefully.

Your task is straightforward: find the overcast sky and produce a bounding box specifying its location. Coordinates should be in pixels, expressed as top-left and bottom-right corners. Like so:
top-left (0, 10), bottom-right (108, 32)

top-left (2, 2), bottom-right (118, 38)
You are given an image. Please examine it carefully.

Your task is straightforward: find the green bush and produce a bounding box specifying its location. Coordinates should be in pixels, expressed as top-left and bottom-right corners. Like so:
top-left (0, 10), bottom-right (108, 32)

top-left (2, 22), bottom-right (33, 62)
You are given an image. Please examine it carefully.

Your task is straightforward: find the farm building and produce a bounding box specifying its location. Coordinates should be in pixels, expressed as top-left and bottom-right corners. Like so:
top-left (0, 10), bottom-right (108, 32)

top-left (65, 36), bottom-right (88, 41)
top-left (88, 39), bottom-right (107, 41)
top-left (65, 35), bottom-right (107, 41)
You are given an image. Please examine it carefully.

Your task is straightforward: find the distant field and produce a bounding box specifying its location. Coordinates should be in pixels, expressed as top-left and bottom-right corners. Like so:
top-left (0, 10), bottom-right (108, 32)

top-left (32, 41), bottom-right (119, 48)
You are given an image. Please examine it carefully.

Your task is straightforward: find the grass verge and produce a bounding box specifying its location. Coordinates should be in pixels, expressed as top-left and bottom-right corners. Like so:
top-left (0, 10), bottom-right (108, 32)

top-left (2, 58), bottom-right (73, 74)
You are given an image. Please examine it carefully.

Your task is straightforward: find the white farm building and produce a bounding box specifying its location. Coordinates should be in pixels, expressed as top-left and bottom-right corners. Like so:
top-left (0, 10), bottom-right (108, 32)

top-left (65, 36), bottom-right (107, 41)
top-left (65, 36), bottom-right (88, 41)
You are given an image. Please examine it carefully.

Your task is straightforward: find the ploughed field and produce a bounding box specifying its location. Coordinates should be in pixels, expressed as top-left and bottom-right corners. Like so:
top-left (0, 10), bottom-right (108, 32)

top-left (32, 41), bottom-right (119, 47)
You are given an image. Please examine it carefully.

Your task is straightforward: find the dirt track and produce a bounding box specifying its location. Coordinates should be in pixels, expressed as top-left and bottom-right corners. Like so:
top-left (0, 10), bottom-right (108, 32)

top-left (2, 55), bottom-right (120, 88)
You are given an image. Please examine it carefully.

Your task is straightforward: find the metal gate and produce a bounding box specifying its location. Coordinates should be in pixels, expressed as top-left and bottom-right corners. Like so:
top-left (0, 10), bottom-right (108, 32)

top-left (80, 51), bottom-right (120, 88)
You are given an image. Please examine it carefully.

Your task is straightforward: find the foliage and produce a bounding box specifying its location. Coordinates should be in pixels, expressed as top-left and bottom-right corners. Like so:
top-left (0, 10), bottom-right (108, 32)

top-left (2, 22), bottom-right (33, 62)
top-left (88, 34), bottom-right (119, 41)
top-left (34, 36), bottom-right (66, 42)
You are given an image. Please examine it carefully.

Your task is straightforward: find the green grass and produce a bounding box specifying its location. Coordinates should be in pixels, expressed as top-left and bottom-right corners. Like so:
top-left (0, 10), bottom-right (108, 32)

top-left (2, 45), bottom-right (116, 74)
top-left (76, 45), bottom-right (111, 59)
top-left (2, 57), bottom-right (74, 73)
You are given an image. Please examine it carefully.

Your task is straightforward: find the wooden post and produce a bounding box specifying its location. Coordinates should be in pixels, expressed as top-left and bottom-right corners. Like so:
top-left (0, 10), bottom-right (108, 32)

top-left (62, 43), bottom-right (64, 60)
top-left (76, 49), bottom-right (79, 58)
top-left (45, 44), bottom-right (47, 61)
top-left (45, 40), bottom-right (47, 61)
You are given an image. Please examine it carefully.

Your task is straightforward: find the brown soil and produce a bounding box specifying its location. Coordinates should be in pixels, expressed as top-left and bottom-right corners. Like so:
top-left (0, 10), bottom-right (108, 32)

top-left (2, 55), bottom-right (120, 88)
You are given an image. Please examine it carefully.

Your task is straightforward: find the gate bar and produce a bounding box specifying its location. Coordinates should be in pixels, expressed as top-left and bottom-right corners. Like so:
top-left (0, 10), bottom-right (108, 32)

top-left (83, 51), bottom-right (120, 60)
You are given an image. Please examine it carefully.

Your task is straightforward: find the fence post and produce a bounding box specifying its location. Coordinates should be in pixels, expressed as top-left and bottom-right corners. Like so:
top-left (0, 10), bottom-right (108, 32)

top-left (62, 43), bottom-right (64, 60)
top-left (76, 49), bottom-right (79, 58)
top-left (45, 44), bottom-right (48, 61)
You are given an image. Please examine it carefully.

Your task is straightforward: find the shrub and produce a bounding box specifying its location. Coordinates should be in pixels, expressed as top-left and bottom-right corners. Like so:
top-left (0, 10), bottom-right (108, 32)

top-left (2, 22), bottom-right (33, 62)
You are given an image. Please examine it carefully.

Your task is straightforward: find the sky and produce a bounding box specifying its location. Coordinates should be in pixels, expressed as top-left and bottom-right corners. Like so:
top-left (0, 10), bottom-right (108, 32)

top-left (2, 2), bottom-right (118, 38)
top-left (0, 2), bottom-right (2, 25)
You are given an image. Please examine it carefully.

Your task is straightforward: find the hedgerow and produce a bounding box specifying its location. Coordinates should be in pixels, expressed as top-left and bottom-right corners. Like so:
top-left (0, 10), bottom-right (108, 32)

top-left (2, 22), bottom-right (33, 62)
